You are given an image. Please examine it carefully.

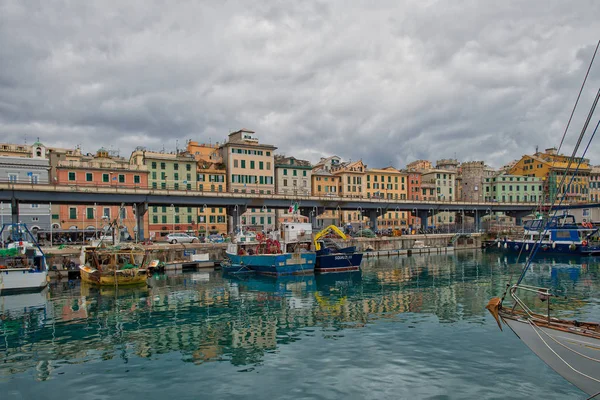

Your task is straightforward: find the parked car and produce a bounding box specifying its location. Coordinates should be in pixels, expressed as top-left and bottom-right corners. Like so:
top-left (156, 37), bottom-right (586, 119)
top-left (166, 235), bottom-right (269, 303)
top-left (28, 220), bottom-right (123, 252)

top-left (207, 234), bottom-right (224, 243)
top-left (166, 232), bottom-right (199, 244)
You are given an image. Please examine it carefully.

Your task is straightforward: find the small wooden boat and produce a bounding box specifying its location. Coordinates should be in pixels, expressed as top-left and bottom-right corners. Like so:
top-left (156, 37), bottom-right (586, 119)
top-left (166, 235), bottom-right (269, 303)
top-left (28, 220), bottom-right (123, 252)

top-left (79, 243), bottom-right (149, 286)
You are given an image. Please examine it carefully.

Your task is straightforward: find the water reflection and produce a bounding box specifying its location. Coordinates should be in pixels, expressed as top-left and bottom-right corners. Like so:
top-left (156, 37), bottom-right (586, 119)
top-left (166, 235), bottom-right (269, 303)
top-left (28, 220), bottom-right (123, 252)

top-left (1, 251), bottom-right (599, 386)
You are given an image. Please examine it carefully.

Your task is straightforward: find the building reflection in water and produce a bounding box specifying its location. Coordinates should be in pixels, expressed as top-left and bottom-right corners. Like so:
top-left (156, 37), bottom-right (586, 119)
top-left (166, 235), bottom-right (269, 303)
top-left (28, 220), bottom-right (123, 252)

top-left (1, 251), bottom-right (599, 381)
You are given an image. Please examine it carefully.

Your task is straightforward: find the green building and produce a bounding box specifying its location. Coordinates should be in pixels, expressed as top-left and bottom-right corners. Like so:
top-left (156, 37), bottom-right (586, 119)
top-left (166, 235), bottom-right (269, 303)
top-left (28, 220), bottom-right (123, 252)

top-left (130, 149), bottom-right (198, 238)
top-left (483, 174), bottom-right (543, 203)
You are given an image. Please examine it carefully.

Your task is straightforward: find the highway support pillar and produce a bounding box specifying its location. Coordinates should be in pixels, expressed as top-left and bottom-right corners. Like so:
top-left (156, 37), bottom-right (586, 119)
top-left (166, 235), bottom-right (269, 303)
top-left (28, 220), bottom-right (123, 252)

top-left (135, 202), bottom-right (148, 241)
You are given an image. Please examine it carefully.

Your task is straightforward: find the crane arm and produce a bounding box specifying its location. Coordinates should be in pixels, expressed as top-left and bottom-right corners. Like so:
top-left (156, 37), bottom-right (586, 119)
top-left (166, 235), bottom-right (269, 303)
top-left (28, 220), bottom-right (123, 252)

top-left (313, 225), bottom-right (347, 250)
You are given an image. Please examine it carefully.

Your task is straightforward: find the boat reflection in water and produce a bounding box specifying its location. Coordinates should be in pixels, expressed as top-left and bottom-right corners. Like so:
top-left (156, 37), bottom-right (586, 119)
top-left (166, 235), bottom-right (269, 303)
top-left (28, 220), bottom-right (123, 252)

top-left (0, 252), bottom-right (597, 398)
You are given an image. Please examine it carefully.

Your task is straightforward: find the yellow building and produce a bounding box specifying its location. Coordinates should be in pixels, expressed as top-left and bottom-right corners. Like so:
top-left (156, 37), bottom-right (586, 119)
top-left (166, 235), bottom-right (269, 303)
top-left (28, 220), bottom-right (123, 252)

top-left (365, 166), bottom-right (409, 229)
top-left (509, 147), bottom-right (591, 203)
top-left (332, 160), bottom-right (366, 198)
top-left (187, 141), bottom-right (228, 235)
top-left (311, 168), bottom-right (340, 197)
top-left (365, 167), bottom-right (407, 200)
top-left (219, 129), bottom-right (276, 194)
top-left (590, 166), bottom-right (600, 203)
top-left (219, 129), bottom-right (276, 231)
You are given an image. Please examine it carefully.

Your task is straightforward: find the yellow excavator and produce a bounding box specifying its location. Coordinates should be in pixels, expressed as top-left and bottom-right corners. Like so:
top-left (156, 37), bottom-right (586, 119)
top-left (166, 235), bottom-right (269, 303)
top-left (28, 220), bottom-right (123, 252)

top-left (313, 225), bottom-right (348, 251)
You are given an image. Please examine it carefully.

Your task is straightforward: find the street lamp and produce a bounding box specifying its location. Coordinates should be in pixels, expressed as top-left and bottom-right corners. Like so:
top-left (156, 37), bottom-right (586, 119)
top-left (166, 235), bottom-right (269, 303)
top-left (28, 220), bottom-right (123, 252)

top-left (203, 204), bottom-right (208, 238)
top-left (261, 205), bottom-right (268, 231)
top-left (170, 204), bottom-right (175, 233)
top-left (94, 202), bottom-right (98, 239)
top-left (444, 208), bottom-right (450, 234)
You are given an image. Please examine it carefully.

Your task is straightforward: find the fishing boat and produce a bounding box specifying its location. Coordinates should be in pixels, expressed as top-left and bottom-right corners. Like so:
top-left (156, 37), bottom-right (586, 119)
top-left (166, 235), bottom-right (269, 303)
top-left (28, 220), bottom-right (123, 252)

top-left (78, 243), bottom-right (149, 286)
top-left (0, 223), bottom-right (49, 295)
top-left (313, 225), bottom-right (363, 273)
top-left (487, 45), bottom-right (600, 396)
top-left (225, 222), bottom-right (316, 276)
top-left (495, 214), bottom-right (600, 255)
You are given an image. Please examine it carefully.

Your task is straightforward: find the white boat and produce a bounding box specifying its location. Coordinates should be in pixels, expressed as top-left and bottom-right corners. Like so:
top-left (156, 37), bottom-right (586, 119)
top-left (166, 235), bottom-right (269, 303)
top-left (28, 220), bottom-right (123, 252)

top-left (0, 224), bottom-right (49, 295)
top-left (487, 287), bottom-right (600, 396)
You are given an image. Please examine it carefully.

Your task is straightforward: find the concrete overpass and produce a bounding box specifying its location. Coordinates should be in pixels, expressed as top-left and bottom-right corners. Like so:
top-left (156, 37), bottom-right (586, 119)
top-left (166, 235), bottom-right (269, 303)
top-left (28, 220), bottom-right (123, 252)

top-left (0, 183), bottom-right (540, 240)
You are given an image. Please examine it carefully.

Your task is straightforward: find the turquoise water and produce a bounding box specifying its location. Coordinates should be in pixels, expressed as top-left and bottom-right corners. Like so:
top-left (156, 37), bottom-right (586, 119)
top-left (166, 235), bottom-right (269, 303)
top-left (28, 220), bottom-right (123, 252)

top-left (1, 250), bottom-right (599, 399)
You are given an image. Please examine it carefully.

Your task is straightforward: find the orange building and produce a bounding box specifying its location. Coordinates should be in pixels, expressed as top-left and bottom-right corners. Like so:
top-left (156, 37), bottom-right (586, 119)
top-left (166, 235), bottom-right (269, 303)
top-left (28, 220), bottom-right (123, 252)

top-left (55, 148), bottom-right (149, 238)
top-left (187, 140), bottom-right (228, 234)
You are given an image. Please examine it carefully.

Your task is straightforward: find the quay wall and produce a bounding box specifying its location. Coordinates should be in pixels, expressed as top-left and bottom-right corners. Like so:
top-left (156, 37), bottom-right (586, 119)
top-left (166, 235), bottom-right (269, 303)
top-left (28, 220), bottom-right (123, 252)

top-left (43, 234), bottom-right (481, 280)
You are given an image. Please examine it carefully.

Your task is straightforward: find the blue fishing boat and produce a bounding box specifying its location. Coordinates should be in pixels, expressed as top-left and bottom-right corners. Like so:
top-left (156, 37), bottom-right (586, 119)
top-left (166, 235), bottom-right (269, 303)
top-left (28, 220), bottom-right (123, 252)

top-left (496, 214), bottom-right (600, 255)
top-left (226, 222), bottom-right (316, 276)
top-left (313, 225), bottom-right (363, 273)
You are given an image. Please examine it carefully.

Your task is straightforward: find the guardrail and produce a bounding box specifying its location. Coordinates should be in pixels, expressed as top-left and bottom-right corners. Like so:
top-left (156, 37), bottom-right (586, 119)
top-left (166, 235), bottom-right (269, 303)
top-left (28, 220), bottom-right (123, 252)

top-left (0, 182), bottom-right (547, 207)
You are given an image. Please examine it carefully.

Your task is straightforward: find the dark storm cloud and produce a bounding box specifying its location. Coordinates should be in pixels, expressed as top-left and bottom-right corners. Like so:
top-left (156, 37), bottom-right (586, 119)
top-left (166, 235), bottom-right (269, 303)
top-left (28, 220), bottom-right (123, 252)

top-left (0, 0), bottom-right (599, 168)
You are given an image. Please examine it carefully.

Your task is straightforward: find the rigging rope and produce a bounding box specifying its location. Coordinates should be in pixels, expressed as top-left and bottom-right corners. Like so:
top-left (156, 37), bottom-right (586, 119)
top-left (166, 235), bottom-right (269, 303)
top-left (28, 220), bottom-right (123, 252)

top-left (501, 41), bottom-right (600, 297)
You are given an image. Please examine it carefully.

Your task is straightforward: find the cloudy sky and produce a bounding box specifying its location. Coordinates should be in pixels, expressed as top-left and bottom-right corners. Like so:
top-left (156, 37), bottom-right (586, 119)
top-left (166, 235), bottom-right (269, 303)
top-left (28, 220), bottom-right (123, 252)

top-left (1, 0), bottom-right (599, 169)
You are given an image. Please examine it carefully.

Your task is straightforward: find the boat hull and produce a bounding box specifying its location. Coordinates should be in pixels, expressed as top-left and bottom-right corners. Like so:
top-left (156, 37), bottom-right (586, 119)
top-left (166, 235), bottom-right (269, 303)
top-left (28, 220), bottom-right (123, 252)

top-left (79, 265), bottom-right (147, 286)
top-left (226, 252), bottom-right (315, 275)
top-left (494, 240), bottom-right (600, 255)
top-left (502, 314), bottom-right (600, 396)
top-left (315, 252), bottom-right (363, 273)
top-left (0, 269), bottom-right (48, 295)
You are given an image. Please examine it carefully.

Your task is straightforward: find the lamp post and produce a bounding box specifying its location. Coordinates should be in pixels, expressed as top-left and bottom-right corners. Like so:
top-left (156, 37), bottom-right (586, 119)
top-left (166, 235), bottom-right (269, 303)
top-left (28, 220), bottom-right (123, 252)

top-left (94, 202), bottom-right (98, 239)
top-left (170, 204), bottom-right (175, 233)
top-left (262, 205), bottom-right (268, 231)
top-left (203, 204), bottom-right (208, 238)
top-left (48, 201), bottom-right (52, 247)
top-left (444, 208), bottom-right (450, 234)
top-left (412, 208), bottom-right (418, 233)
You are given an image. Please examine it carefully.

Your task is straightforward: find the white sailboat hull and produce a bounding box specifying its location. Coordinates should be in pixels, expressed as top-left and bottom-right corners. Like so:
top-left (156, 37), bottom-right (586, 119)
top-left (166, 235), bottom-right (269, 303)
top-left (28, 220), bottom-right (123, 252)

top-left (503, 316), bottom-right (600, 396)
top-left (0, 269), bottom-right (48, 295)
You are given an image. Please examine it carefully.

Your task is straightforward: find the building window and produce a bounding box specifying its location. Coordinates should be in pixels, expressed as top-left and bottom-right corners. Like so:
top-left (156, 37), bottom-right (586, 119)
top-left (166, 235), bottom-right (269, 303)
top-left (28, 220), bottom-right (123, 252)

top-left (160, 162), bottom-right (166, 169)
top-left (151, 162), bottom-right (157, 169)
top-left (103, 173), bottom-right (109, 183)
top-left (162, 216), bottom-right (167, 223)
top-left (134, 175), bottom-right (140, 184)
top-left (68, 172), bottom-right (76, 181)
top-left (119, 174), bottom-right (125, 183)
top-left (174, 163), bottom-right (179, 170)
top-left (69, 207), bottom-right (77, 219)
top-left (86, 173), bottom-right (93, 182)
top-left (186, 164), bottom-right (191, 171)
top-left (153, 216), bottom-right (158, 223)
top-left (87, 207), bottom-right (94, 219)
top-left (8, 173), bottom-right (18, 183)
top-left (241, 160), bottom-right (246, 168)
top-left (103, 207), bottom-right (110, 218)
top-left (250, 161), bottom-right (255, 169)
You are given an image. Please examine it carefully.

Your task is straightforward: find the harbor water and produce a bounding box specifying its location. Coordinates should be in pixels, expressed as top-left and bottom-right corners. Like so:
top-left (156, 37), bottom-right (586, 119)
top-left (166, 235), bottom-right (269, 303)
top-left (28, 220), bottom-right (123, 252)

top-left (1, 250), bottom-right (598, 399)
